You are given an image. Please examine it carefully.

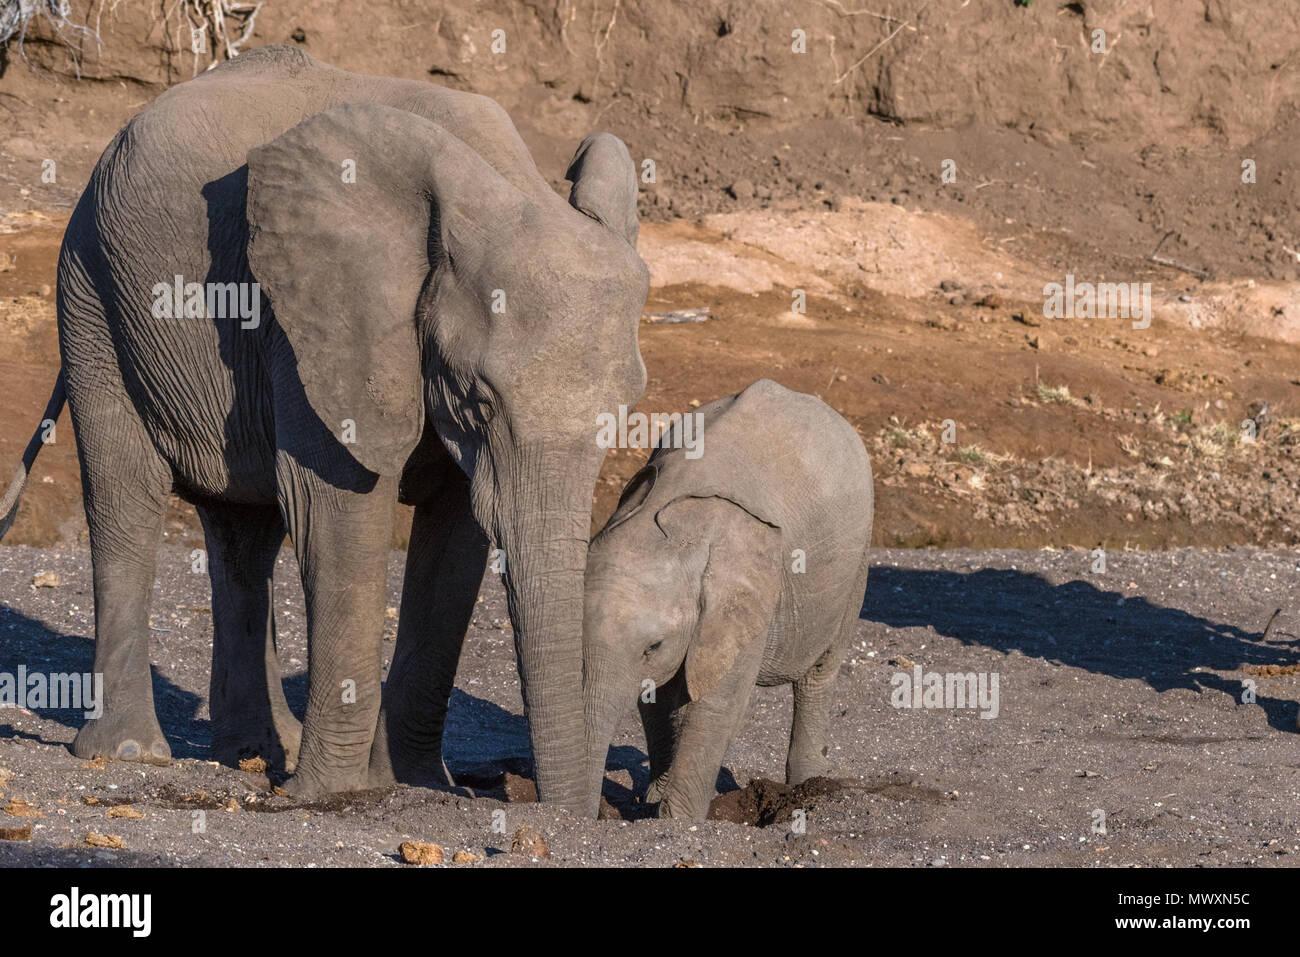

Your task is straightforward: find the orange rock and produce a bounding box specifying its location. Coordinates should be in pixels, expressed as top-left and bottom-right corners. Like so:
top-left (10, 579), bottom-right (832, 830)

top-left (3, 798), bottom-right (43, 818)
top-left (399, 841), bottom-right (444, 865)
top-left (510, 825), bottom-right (550, 859)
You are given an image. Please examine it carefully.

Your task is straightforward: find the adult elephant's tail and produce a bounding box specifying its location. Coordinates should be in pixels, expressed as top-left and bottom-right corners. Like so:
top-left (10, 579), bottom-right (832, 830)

top-left (0, 373), bottom-right (67, 542)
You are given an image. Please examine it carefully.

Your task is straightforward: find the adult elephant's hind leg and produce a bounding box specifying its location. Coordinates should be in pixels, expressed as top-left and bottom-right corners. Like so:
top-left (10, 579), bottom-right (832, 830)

top-left (69, 400), bottom-right (173, 765)
top-left (369, 466), bottom-right (489, 788)
top-left (196, 501), bottom-right (302, 772)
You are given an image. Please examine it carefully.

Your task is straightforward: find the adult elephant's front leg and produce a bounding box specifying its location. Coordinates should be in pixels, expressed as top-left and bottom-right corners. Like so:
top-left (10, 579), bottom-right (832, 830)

top-left (280, 466), bottom-right (398, 797)
top-left (369, 466), bottom-right (489, 788)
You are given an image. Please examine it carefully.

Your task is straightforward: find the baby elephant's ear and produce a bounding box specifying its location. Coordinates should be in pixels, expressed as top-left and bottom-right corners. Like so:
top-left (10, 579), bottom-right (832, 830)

top-left (565, 132), bottom-right (639, 247)
top-left (683, 512), bottom-right (782, 703)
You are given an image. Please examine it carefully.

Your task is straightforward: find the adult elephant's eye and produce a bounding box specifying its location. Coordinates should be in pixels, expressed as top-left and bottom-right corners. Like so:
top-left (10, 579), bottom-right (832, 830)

top-left (644, 641), bottom-right (662, 657)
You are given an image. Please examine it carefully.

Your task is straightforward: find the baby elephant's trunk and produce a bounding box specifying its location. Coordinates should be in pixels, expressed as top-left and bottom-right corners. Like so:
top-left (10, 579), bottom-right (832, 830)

top-left (0, 374), bottom-right (66, 542)
top-left (581, 653), bottom-right (636, 818)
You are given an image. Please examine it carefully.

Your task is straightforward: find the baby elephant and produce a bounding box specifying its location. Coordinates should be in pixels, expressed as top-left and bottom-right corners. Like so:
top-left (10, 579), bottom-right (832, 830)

top-left (582, 379), bottom-right (873, 819)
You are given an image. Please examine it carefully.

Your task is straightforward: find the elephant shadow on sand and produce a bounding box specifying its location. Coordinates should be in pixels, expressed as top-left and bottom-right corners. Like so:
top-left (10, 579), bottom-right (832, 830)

top-left (0, 595), bottom-right (630, 798)
top-left (0, 605), bottom-right (205, 756)
top-left (863, 565), bottom-right (1300, 734)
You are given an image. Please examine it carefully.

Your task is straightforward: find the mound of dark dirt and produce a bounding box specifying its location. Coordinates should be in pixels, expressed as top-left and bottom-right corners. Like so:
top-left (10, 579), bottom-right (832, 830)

top-left (707, 775), bottom-right (847, 827)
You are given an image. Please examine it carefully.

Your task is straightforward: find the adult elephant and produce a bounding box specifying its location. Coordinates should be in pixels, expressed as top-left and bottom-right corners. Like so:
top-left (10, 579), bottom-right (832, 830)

top-left (0, 46), bottom-right (648, 804)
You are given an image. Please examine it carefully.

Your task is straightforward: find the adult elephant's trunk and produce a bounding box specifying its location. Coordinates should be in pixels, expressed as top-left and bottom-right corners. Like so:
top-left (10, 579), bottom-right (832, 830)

top-left (492, 443), bottom-right (599, 808)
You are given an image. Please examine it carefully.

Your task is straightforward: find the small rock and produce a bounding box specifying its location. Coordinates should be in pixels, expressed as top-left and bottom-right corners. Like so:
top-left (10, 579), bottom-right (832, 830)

top-left (726, 178), bottom-right (754, 200)
top-left (32, 570), bottom-right (59, 588)
top-left (400, 840), bottom-right (445, 864)
top-left (85, 832), bottom-right (125, 849)
top-left (939, 279), bottom-right (962, 292)
top-left (511, 824), bottom-right (550, 859)
top-left (452, 850), bottom-right (481, 863)
top-left (107, 805), bottom-right (145, 820)
top-left (37, 283), bottom-right (51, 298)
top-left (3, 798), bottom-right (43, 818)
top-left (503, 773), bottom-right (537, 803)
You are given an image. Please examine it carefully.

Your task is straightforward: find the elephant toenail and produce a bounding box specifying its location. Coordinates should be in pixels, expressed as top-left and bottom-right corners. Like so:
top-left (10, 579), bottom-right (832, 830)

top-left (117, 740), bottom-right (141, 759)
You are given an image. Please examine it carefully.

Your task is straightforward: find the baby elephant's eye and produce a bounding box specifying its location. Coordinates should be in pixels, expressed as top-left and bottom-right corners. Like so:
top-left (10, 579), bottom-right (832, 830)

top-left (644, 641), bottom-right (663, 657)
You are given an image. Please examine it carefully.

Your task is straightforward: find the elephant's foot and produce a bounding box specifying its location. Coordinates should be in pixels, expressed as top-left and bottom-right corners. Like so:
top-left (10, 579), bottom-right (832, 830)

top-left (73, 712), bottom-right (171, 766)
top-left (785, 760), bottom-right (832, 788)
top-left (366, 740), bottom-right (451, 789)
top-left (367, 711), bottom-right (451, 789)
top-left (786, 746), bottom-right (833, 787)
top-left (282, 764), bottom-right (370, 799)
top-left (212, 710), bottom-right (302, 774)
top-left (645, 773), bottom-right (669, 805)
top-left (655, 791), bottom-right (710, 821)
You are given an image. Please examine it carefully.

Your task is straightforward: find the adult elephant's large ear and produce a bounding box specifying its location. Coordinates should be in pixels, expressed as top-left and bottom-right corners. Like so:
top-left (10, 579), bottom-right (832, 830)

top-left (245, 101), bottom-right (529, 476)
top-left (565, 132), bottom-right (639, 247)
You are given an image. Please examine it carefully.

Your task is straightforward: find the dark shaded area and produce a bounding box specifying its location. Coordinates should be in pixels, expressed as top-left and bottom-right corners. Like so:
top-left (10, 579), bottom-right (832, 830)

top-left (862, 565), bottom-right (1299, 732)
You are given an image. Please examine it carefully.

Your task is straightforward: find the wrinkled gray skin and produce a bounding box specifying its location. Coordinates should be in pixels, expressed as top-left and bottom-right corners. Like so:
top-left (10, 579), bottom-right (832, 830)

top-left (582, 380), bottom-right (873, 819)
top-left (0, 47), bottom-right (649, 803)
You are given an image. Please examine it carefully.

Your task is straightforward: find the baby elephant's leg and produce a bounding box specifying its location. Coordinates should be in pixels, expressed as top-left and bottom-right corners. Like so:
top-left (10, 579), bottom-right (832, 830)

top-left (656, 649), bottom-right (764, 820)
top-left (786, 633), bottom-right (852, 786)
top-left (638, 686), bottom-right (678, 805)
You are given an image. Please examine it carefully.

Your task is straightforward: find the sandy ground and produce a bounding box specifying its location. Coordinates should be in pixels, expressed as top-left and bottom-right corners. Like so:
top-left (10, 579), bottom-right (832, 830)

top-left (1, 544), bottom-right (1298, 867)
